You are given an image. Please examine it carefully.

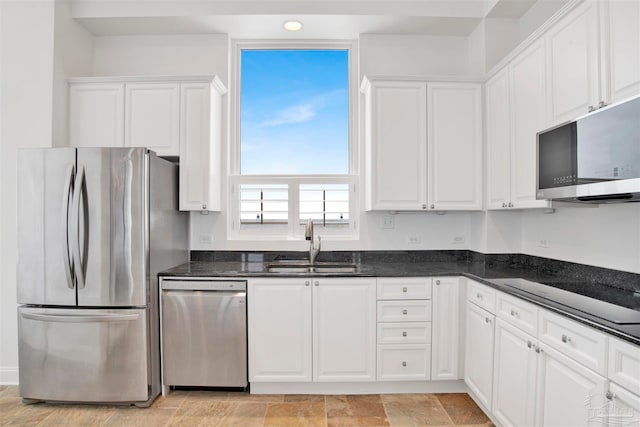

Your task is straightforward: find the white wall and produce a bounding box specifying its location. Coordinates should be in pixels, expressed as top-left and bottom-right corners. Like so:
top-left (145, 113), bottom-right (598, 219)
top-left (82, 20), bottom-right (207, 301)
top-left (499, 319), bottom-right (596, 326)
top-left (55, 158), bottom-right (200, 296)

top-left (522, 204), bottom-right (640, 274)
top-left (0, 0), bottom-right (56, 385)
top-left (93, 34), bottom-right (229, 83)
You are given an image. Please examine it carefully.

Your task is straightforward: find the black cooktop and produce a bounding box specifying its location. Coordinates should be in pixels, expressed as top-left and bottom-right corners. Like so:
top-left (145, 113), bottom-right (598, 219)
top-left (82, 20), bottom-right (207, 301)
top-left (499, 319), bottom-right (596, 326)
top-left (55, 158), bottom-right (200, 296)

top-left (492, 278), bottom-right (640, 325)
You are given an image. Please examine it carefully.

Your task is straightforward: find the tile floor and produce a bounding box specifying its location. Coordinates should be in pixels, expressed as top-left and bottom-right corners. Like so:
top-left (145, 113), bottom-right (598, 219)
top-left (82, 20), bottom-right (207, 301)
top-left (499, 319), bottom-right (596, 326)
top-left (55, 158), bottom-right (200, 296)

top-left (0, 385), bottom-right (494, 426)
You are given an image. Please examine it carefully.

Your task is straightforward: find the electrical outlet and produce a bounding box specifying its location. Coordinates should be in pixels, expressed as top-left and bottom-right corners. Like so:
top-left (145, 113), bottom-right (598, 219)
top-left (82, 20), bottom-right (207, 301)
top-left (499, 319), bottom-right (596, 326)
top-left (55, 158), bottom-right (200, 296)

top-left (382, 216), bottom-right (395, 229)
top-left (538, 239), bottom-right (548, 248)
top-left (407, 235), bottom-right (421, 244)
top-left (200, 235), bottom-right (212, 244)
top-left (452, 236), bottom-right (465, 244)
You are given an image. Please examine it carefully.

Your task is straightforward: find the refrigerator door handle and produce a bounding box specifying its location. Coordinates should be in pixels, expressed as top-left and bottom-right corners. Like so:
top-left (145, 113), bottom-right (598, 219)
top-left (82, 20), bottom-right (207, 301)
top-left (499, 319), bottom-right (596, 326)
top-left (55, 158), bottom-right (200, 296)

top-left (21, 312), bottom-right (140, 323)
top-left (62, 164), bottom-right (75, 289)
top-left (71, 166), bottom-right (87, 290)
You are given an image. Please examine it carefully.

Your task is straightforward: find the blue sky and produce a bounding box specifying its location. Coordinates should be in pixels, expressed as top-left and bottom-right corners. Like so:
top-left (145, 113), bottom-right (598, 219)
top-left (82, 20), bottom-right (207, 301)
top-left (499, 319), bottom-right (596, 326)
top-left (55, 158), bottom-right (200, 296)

top-left (240, 49), bottom-right (349, 175)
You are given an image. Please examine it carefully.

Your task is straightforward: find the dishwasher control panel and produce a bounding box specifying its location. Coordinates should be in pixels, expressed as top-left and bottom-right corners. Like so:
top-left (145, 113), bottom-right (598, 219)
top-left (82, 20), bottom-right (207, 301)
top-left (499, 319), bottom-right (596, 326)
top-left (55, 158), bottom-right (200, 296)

top-left (161, 279), bottom-right (246, 292)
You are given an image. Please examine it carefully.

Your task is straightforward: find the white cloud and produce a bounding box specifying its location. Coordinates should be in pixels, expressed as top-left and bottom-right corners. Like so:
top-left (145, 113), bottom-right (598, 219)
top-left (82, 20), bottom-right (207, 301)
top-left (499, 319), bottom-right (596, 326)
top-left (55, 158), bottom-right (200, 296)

top-left (260, 103), bottom-right (316, 127)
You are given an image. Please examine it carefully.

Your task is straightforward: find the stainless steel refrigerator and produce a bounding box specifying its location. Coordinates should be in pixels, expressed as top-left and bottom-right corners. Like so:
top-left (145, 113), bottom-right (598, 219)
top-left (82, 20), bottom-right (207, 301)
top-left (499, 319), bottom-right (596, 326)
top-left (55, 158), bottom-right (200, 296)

top-left (16, 147), bottom-right (188, 406)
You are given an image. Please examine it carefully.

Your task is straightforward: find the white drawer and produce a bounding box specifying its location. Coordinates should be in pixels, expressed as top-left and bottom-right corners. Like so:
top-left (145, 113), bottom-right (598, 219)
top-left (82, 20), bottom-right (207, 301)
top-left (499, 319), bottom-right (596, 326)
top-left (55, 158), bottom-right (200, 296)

top-left (377, 344), bottom-right (431, 381)
top-left (377, 322), bottom-right (431, 344)
top-left (467, 280), bottom-right (496, 314)
top-left (539, 309), bottom-right (608, 375)
top-left (496, 292), bottom-right (539, 336)
top-left (377, 277), bottom-right (432, 300)
top-left (377, 300), bottom-right (432, 322)
top-left (608, 337), bottom-right (640, 395)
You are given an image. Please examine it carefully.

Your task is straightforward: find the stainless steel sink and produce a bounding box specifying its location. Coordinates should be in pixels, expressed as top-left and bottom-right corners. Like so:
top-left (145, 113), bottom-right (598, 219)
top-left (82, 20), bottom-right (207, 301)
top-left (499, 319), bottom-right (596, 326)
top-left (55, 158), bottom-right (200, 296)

top-left (266, 261), bottom-right (358, 274)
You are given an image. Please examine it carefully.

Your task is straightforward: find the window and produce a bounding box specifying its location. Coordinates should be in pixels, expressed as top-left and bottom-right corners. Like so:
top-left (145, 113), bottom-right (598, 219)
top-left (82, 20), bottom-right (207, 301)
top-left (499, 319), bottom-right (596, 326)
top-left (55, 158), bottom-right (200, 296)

top-left (230, 41), bottom-right (358, 239)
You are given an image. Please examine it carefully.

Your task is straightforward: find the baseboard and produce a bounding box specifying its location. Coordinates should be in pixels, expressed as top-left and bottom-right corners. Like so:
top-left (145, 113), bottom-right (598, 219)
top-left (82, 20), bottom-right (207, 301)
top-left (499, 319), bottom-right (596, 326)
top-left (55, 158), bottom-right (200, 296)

top-left (249, 380), bottom-right (468, 395)
top-left (0, 366), bottom-right (19, 385)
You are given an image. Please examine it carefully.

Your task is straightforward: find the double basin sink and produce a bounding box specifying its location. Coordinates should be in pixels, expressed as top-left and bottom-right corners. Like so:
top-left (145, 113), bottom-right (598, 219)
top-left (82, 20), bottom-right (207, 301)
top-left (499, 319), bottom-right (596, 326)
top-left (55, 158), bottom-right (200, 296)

top-left (266, 260), bottom-right (358, 274)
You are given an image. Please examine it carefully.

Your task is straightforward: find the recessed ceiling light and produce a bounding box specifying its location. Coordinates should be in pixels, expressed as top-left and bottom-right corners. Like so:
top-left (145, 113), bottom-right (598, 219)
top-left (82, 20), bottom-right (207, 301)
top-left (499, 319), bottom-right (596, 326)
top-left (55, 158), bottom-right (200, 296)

top-left (283, 20), bottom-right (303, 32)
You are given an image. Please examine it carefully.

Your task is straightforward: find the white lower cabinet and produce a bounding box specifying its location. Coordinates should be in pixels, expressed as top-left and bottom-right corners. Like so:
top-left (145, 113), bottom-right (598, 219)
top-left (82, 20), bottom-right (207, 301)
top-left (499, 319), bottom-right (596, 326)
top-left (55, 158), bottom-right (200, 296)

top-left (535, 343), bottom-right (608, 427)
top-left (376, 277), bottom-right (432, 381)
top-left (248, 277), bottom-right (376, 383)
top-left (492, 319), bottom-right (538, 427)
top-left (431, 277), bottom-right (460, 380)
top-left (464, 298), bottom-right (495, 409)
top-left (607, 382), bottom-right (640, 426)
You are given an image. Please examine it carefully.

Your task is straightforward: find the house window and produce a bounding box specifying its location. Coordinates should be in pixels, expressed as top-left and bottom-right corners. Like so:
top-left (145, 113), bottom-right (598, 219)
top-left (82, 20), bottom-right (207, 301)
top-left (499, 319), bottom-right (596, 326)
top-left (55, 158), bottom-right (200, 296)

top-left (230, 42), bottom-right (358, 239)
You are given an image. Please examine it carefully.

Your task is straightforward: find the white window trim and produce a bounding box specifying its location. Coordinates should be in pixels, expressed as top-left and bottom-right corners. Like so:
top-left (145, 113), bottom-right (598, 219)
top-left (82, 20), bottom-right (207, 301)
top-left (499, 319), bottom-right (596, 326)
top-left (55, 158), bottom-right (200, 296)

top-left (228, 39), bottom-right (360, 241)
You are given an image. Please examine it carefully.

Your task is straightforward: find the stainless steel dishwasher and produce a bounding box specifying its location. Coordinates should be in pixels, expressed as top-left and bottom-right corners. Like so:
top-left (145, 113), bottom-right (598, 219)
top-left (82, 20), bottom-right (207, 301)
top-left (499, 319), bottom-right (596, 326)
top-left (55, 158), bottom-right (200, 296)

top-left (160, 278), bottom-right (247, 393)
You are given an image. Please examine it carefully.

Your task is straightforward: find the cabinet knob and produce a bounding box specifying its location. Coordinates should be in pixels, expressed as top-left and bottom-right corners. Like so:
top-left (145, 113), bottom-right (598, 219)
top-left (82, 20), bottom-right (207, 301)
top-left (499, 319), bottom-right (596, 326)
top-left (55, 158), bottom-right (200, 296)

top-left (202, 204), bottom-right (207, 210)
top-left (476, 293), bottom-right (483, 300)
top-left (502, 203), bottom-right (507, 208)
top-left (422, 204), bottom-right (427, 209)
top-left (402, 331), bottom-right (407, 337)
top-left (527, 341), bottom-right (533, 349)
top-left (561, 334), bottom-right (571, 344)
top-left (535, 346), bottom-right (543, 354)
top-left (510, 309), bottom-right (518, 318)
top-left (402, 361), bottom-right (407, 367)
top-left (430, 204), bottom-right (435, 209)
top-left (598, 101), bottom-right (607, 109)
top-left (606, 391), bottom-right (616, 400)
top-left (508, 202), bottom-right (514, 208)
top-left (402, 287), bottom-right (408, 293)
top-left (402, 309), bottom-right (408, 315)
top-left (305, 281), bottom-right (310, 286)
top-left (314, 281), bottom-right (319, 286)
top-left (485, 317), bottom-right (491, 324)
top-left (588, 105), bottom-right (596, 112)
top-left (435, 280), bottom-right (440, 285)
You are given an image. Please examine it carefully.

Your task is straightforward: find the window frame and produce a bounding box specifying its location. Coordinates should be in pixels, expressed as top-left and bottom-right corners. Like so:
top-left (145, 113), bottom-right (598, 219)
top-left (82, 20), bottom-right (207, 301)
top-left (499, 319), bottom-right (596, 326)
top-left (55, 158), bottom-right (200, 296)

top-left (229, 40), bottom-right (360, 240)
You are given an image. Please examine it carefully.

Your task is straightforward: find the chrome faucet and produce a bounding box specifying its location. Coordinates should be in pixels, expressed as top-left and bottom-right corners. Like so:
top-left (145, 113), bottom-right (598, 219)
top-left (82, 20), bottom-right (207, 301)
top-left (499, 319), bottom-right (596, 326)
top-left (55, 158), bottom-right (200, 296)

top-left (305, 218), bottom-right (321, 264)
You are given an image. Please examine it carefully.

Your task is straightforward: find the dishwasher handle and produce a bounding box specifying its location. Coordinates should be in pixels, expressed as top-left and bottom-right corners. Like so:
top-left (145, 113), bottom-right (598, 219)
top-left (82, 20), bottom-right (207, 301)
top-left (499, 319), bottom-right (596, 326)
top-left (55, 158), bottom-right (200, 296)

top-left (161, 280), bottom-right (246, 292)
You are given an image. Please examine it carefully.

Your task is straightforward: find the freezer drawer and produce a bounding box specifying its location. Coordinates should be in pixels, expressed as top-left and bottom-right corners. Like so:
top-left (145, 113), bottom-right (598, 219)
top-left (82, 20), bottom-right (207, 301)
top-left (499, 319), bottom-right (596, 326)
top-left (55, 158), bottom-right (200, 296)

top-left (18, 307), bottom-right (149, 403)
top-left (161, 286), bottom-right (247, 388)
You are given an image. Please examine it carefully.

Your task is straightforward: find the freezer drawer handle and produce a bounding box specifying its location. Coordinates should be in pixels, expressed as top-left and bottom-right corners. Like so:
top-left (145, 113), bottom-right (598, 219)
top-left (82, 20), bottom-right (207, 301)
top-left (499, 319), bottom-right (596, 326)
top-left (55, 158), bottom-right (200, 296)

top-left (62, 164), bottom-right (75, 290)
top-left (21, 312), bottom-right (140, 323)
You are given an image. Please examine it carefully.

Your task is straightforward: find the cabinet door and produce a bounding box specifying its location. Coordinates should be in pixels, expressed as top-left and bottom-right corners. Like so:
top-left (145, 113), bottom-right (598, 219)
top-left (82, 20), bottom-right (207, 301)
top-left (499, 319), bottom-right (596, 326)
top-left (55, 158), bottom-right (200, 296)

top-left (546, 0), bottom-right (600, 124)
top-left (431, 277), bottom-right (460, 380)
top-left (464, 301), bottom-right (495, 409)
top-left (485, 69), bottom-right (512, 210)
top-left (510, 40), bottom-right (551, 209)
top-left (427, 83), bottom-right (483, 210)
top-left (364, 81), bottom-right (427, 210)
top-left (535, 343), bottom-right (608, 427)
top-left (313, 278), bottom-right (376, 382)
top-left (69, 83), bottom-right (124, 147)
top-left (608, 383), bottom-right (640, 426)
top-left (601, 0), bottom-right (640, 104)
top-left (179, 82), bottom-right (222, 211)
top-left (492, 319), bottom-right (537, 427)
top-left (248, 279), bottom-right (312, 382)
top-left (125, 83), bottom-right (180, 156)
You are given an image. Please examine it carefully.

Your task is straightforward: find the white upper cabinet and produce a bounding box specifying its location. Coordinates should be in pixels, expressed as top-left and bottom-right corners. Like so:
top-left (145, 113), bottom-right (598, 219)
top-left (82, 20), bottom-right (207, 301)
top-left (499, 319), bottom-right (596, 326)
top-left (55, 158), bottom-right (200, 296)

top-left (124, 83), bottom-right (180, 157)
top-left (178, 79), bottom-right (226, 212)
top-left (546, 0), bottom-right (640, 126)
top-left (362, 79), bottom-right (428, 211)
top-left (361, 77), bottom-right (483, 212)
top-left (601, 0), bottom-right (640, 104)
top-left (485, 41), bottom-right (551, 210)
top-left (427, 83), bottom-right (483, 211)
top-left (69, 83), bottom-right (125, 148)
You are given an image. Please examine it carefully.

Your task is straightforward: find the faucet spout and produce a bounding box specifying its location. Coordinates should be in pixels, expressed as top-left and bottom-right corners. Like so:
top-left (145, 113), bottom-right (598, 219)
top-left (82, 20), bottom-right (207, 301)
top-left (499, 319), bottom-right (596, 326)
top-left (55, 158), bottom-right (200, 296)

top-left (305, 219), bottom-right (321, 264)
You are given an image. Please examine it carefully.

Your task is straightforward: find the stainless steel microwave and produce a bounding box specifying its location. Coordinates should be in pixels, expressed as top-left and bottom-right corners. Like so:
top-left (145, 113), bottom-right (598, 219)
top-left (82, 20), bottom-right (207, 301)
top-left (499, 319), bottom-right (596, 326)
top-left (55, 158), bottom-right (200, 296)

top-left (536, 95), bottom-right (640, 203)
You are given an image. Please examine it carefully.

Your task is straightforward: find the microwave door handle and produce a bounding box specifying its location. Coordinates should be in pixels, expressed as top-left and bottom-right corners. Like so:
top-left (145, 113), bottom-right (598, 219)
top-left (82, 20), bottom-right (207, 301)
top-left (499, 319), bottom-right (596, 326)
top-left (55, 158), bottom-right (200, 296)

top-left (71, 167), bottom-right (86, 290)
top-left (62, 164), bottom-right (75, 289)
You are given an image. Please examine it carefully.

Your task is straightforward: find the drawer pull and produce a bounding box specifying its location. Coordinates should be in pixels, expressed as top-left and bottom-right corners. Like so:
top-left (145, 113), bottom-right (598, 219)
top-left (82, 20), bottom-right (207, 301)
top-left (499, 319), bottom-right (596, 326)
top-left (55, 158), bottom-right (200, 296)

top-left (485, 317), bottom-right (492, 324)
top-left (510, 309), bottom-right (519, 318)
top-left (476, 293), bottom-right (483, 300)
top-left (305, 281), bottom-right (310, 286)
top-left (535, 346), bottom-right (543, 354)
top-left (435, 280), bottom-right (440, 285)
top-left (402, 309), bottom-right (408, 315)
top-left (402, 287), bottom-right (407, 293)
top-left (561, 334), bottom-right (571, 344)
top-left (402, 331), bottom-right (407, 337)
top-left (606, 391), bottom-right (616, 400)
top-left (402, 361), bottom-right (407, 367)
top-left (527, 341), bottom-right (533, 349)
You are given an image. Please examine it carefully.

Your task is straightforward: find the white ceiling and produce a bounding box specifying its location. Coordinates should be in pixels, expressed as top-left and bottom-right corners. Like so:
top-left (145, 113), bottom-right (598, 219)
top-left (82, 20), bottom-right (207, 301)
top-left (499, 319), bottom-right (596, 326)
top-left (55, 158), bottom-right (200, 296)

top-left (72, 0), bottom-right (541, 38)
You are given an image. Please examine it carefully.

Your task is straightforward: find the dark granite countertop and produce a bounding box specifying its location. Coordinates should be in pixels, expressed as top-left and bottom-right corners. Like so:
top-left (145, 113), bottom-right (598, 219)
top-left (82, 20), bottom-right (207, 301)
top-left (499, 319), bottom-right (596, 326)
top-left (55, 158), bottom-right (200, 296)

top-left (160, 251), bottom-right (640, 346)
